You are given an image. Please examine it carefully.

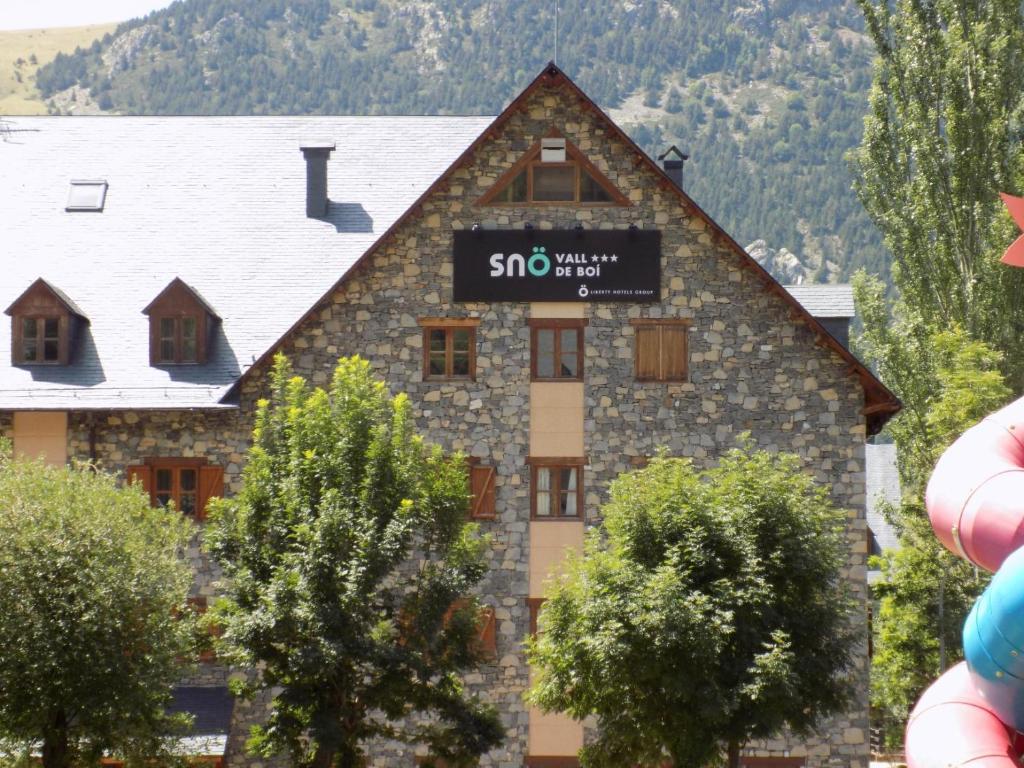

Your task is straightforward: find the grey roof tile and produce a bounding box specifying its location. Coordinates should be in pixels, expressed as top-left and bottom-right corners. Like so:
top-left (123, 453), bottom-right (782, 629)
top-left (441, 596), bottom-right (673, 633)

top-left (866, 442), bottom-right (901, 553)
top-left (784, 284), bottom-right (856, 318)
top-left (0, 115), bottom-right (492, 410)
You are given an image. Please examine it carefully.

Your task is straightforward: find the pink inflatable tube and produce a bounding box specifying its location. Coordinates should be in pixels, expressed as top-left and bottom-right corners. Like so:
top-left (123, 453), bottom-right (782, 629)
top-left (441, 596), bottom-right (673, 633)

top-left (925, 397), bottom-right (1024, 573)
top-left (907, 396), bottom-right (1024, 768)
top-left (906, 662), bottom-right (1018, 768)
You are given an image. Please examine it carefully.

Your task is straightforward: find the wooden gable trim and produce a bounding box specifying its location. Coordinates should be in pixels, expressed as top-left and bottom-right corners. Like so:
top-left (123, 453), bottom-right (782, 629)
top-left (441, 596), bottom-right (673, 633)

top-left (5, 278), bottom-right (87, 321)
top-left (476, 127), bottom-right (631, 207)
top-left (227, 62), bottom-right (900, 434)
top-left (143, 277), bottom-right (220, 320)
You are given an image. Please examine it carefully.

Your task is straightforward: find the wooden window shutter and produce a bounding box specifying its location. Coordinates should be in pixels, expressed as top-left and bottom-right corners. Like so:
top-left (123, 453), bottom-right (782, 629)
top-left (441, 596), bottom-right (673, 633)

top-left (197, 465), bottom-right (224, 522)
top-left (662, 326), bottom-right (688, 380)
top-left (125, 465), bottom-right (152, 498)
top-left (469, 464), bottom-right (496, 519)
top-left (478, 605), bottom-right (497, 655)
top-left (635, 326), bottom-right (660, 380)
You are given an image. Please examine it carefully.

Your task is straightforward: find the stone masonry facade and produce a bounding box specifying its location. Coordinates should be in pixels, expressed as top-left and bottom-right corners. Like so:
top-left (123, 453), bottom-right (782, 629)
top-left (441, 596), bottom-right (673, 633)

top-left (2, 75), bottom-right (871, 768)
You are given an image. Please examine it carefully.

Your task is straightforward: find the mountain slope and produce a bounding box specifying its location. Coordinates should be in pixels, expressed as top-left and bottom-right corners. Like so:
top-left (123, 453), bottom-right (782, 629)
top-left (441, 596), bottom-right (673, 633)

top-left (31, 0), bottom-right (888, 283)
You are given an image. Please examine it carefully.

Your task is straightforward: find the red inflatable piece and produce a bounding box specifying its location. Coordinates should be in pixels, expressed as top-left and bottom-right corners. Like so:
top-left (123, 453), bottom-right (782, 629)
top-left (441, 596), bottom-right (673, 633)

top-left (906, 663), bottom-right (1020, 768)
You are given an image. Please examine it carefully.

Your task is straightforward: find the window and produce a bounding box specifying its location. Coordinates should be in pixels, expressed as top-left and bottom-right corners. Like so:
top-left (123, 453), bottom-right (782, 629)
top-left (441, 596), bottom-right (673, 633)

top-left (527, 597), bottom-right (546, 638)
top-left (66, 180), bottom-right (108, 212)
top-left (420, 318), bottom-right (479, 380)
top-left (479, 132), bottom-right (629, 207)
top-left (6, 278), bottom-right (86, 366)
top-left (18, 316), bottom-right (61, 363)
top-left (468, 459), bottom-right (497, 519)
top-left (143, 278), bottom-right (218, 366)
top-left (529, 319), bottom-right (586, 381)
top-left (125, 459), bottom-right (224, 521)
top-left (633, 319), bottom-right (690, 382)
top-left (187, 597), bottom-right (221, 662)
top-left (156, 315), bottom-right (199, 364)
top-left (530, 460), bottom-right (584, 519)
top-left (444, 600), bottom-right (497, 657)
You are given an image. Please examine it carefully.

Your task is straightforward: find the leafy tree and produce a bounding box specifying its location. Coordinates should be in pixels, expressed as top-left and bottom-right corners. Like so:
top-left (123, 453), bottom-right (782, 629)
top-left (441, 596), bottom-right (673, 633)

top-left (851, 0), bottom-right (1024, 382)
top-left (0, 444), bottom-right (195, 768)
top-left (854, 274), bottom-right (1012, 749)
top-left (526, 446), bottom-right (856, 768)
top-left (206, 355), bottom-right (504, 768)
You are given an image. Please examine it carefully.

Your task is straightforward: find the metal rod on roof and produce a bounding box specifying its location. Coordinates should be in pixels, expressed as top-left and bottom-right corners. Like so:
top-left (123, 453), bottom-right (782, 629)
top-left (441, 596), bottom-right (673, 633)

top-left (555, 0), bottom-right (559, 64)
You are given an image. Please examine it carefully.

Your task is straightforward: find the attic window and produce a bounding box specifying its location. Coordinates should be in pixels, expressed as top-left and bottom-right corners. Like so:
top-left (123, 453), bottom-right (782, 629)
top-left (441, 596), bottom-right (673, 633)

top-left (143, 278), bottom-right (219, 366)
top-left (480, 132), bottom-right (629, 207)
top-left (66, 180), bottom-right (108, 212)
top-left (5, 278), bottom-right (88, 366)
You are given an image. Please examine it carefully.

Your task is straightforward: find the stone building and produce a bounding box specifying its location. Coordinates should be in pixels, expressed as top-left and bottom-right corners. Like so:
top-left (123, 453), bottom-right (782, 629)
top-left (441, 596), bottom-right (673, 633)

top-left (0, 64), bottom-right (899, 768)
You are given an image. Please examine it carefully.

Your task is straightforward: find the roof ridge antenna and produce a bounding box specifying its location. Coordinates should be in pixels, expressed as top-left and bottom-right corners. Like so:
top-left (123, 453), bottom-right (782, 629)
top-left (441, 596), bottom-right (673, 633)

top-left (554, 0), bottom-right (559, 65)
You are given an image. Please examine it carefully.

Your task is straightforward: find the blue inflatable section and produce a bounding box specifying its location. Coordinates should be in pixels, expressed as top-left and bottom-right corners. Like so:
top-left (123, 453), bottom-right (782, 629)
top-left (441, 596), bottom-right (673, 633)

top-left (964, 545), bottom-right (1024, 731)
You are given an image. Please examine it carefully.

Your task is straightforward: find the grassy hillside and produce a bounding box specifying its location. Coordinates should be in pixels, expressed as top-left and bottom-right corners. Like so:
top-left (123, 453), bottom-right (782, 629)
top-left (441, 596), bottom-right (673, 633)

top-left (26, 0), bottom-right (889, 283)
top-left (0, 24), bottom-right (116, 115)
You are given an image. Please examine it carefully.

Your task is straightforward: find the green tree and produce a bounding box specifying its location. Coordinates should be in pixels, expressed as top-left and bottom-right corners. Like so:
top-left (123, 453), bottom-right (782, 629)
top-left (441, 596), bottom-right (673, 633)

top-left (526, 447), bottom-right (856, 768)
top-left (851, 0), bottom-right (1024, 383)
top-left (206, 356), bottom-right (504, 768)
top-left (0, 445), bottom-right (195, 768)
top-left (854, 274), bottom-right (1012, 749)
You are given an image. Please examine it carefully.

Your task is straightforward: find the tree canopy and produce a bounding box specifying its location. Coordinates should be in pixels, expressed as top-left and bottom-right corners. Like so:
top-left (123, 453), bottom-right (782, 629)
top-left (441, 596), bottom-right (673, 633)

top-left (206, 355), bottom-right (504, 768)
top-left (0, 445), bottom-right (196, 768)
top-left (526, 447), bottom-right (856, 768)
top-left (852, 0), bottom-right (1024, 383)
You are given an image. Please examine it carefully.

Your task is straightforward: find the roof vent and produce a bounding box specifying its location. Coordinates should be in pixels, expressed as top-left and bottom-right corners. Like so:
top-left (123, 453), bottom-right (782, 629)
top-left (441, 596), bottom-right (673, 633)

top-left (66, 179), bottom-right (108, 212)
top-left (541, 137), bottom-right (566, 163)
top-left (657, 146), bottom-right (689, 189)
top-left (299, 142), bottom-right (335, 219)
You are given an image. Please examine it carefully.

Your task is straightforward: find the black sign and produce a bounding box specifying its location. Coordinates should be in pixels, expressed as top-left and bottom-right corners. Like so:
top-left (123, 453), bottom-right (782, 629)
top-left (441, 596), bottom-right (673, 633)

top-left (452, 229), bottom-right (661, 302)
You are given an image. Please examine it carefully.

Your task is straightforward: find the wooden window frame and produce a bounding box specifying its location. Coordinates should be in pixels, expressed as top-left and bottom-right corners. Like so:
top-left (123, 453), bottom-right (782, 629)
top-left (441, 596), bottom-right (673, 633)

top-left (529, 318), bottom-right (587, 382)
top-left (525, 759), bottom-right (580, 768)
top-left (528, 457), bottom-right (585, 520)
top-left (478, 129), bottom-right (631, 208)
top-left (13, 314), bottom-right (67, 365)
top-left (739, 758), bottom-right (805, 768)
top-left (126, 458), bottom-right (224, 522)
top-left (187, 596), bottom-right (221, 663)
top-left (631, 318), bottom-right (691, 382)
top-left (527, 597), bottom-right (546, 638)
top-left (467, 457), bottom-right (497, 520)
top-left (143, 278), bottom-right (217, 366)
top-left (420, 318), bottom-right (479, 381)
top-left (153, 314), bottom-right (203, 365)
top-left (6, 279), bottom-right (81, 367)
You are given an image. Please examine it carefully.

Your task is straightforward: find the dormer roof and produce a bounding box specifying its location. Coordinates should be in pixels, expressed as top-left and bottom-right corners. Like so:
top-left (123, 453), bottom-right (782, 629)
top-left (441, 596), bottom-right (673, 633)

top-left (143, 278), bottom-right (220, 320)
top-left (5, 278), bottom-right (88, 322)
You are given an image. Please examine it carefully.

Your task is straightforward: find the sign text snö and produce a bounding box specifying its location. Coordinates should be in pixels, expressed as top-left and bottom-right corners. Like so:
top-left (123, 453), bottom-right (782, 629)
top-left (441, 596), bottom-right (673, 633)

top-left (453, 230), bottom-right (660, 302)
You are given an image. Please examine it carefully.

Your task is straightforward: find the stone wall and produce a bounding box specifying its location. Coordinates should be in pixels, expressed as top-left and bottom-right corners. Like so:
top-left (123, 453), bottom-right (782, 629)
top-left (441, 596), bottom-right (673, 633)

top-left (232, 79), bottom-right (870, 768)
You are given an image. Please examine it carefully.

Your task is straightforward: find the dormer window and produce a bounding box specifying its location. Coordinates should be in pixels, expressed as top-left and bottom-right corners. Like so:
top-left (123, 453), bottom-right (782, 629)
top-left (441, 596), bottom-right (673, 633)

top-left (479, 131), bottom-right (629, 207)
top-left (143, 278), bottom-right (218, 366)
top-left (5, 278), bottom-right (88, 366)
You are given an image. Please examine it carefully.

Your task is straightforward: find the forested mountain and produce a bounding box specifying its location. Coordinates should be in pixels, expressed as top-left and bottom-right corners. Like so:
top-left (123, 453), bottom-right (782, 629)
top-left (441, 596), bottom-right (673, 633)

top-left (34, 0), bottom-right (887, 282)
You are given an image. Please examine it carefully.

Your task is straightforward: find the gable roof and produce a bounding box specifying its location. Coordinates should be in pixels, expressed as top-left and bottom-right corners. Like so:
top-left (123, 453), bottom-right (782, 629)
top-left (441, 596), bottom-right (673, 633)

top-left (232, 62), bottom-right (900, 435)
top-left (5, 278), bottom-right (89, 321)
top-left (784, 284), bottom-right (856, 319)
top-left (0, 64), bottom-right (899, 433)
top-left (0, 115), bottom-right (491, 410)
top-left (143, 278), bottom-right (221, 320)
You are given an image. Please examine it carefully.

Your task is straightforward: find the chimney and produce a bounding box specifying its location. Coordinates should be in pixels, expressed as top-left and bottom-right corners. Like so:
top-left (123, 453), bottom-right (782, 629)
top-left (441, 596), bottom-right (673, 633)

top-left (658, 145), bottom-right (689, 190)
top-left (300, 141), bottom-right (336, 218)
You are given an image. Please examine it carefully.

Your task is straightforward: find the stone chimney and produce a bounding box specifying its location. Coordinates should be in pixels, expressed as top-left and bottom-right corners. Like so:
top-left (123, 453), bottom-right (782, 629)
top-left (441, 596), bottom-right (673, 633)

top-left (299, 141), bottom-right (336, 218)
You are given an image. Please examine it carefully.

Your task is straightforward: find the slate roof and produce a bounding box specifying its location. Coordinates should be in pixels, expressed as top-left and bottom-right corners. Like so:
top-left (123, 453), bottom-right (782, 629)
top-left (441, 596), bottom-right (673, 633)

top-left (169, 686), bottom-right (234, 736)
top-left (866, 442), bottom-right (902, 577)
top-left (784, 284), bottom-right (856, 318)
top-left (0, 115), bottom-right (491, 410)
